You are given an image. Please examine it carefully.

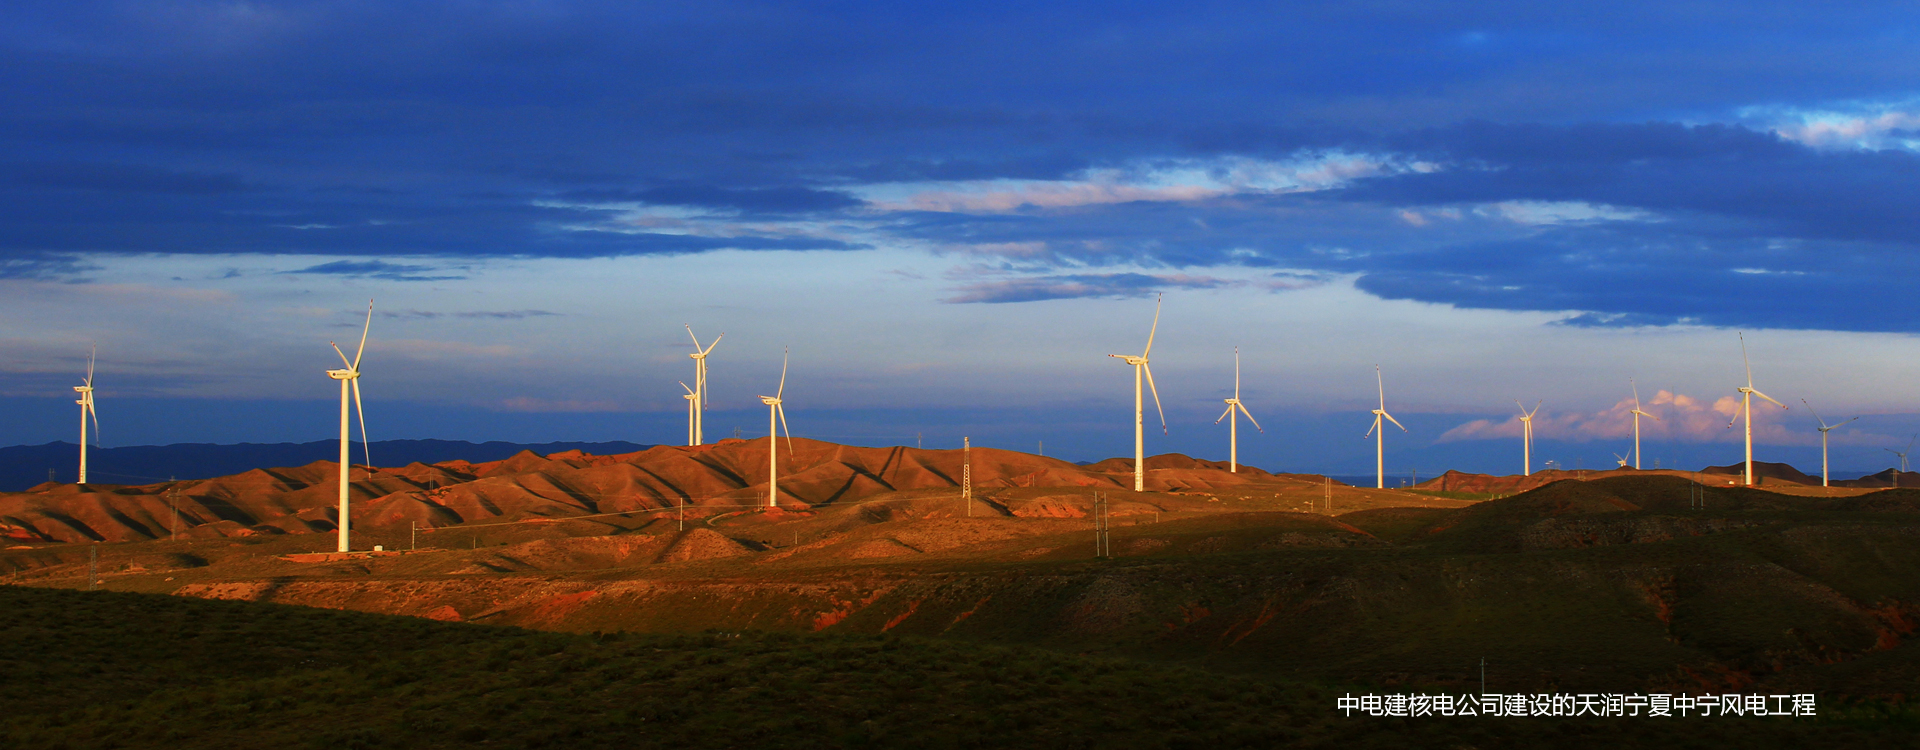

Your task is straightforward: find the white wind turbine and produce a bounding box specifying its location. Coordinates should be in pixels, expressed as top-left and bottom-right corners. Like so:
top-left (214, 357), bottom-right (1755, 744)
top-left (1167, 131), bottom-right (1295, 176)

top-left (325, 301), bottom-right (374, 553)
top-left (1725, 333), bottom-right (1787, 486)
top-left (73, 346), bottom-right (100, 485)
top-left (1108, 295), bottom-right (1167, 492)
top-left (1515, 400), bottom-right (1540, 476)
top-left (1887, 435), bottom-right (1914, 475)
top-left (1213, 347), bottom-right (1262, 473)
top-left (686, 327), bottom-right (722, 445)
top-left (759, 350), bottom-right (794, 507)
top-left (680, 382), bottom-right (698, 446)
top-left (1613, 452), bottom-right (1630, 468)
top-left (1802, 400), bottom-right (1857, 488)
top-left (1365, 366), bottom-right (1407, 489)
top-left (1628, 379), bottom-right (1659, 470)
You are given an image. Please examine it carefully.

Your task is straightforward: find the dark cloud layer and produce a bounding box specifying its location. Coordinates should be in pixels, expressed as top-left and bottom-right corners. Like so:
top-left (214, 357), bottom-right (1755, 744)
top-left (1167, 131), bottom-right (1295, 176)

top-left (5, 2), bottom-right (1920, 331)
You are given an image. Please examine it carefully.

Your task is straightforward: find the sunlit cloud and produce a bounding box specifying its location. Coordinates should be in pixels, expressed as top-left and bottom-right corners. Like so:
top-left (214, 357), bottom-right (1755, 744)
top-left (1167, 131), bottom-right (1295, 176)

top-left (1435, 389), bottom-right (1828, 445)
top-left (1740, 100), bottom-right (1920, 151)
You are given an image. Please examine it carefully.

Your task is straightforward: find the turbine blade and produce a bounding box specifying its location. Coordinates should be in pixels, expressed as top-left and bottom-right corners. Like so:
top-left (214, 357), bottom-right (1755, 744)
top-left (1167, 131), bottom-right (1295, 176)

top-left (686, 325), bottom-right (702, 351)
top-left (86, 346), bottom-right (95, 384)
top-left (1143, 362), bottom-right (1167, 434)
top-left (1142, 294), bottom-right (1161, 357)
top-left (776, 348), bottom-right (788, 399)
top-left (1514, 398), bottom-right (1525, 416)
top-left (777, 404), bottom-right (793, 456)
top-left (1641, 410), bottom-right (1661, 422)
top-left (1751, 389), bottom-right (1785, 408)
top-left (703, 332), bottom-right (724, 355)
top-left (1907, 434), bottom-right (1916, 453)
top-left (1740, 332), bottom-right (1752, 388)
top-left (331, 342), bottom-right (353, 369)
top-left (1631, 378), bottom-right (1640, 409)
top-left (352, 300), bottom-right (373, 369)
top-left (680, 381), bottom-right (695, 396)
top-left (351, 379), bottom-right (371, 470)
top-left (1239, 403), bottom-right (1263, 432)
top-left (1365, 416), bottom-right (1378, 438)
top-left (87, 399), bottom-right (100, 444)
top-left (1802, 399), bottom-right (1825, 429)
top-left (1233, 346), bottom-right (1240, 398)
top-left (1383, 411), bottom-right (1407, 432)
top-left (1215, 404), bottom-right (1234, 425)
top-left (1839, 416), bottom-right (1860, 428)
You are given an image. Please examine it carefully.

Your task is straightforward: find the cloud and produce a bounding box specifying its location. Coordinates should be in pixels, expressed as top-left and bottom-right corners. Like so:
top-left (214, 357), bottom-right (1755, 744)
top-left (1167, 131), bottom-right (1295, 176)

top-left (283, 260), bottom-right (465, 282)
top-left (1436, 389), bottom-right (1809, 445)
top-left (941, 272), bottom-right (1234, 303)
top-left (380, 309), bottom-right (562, 320)
top-left (564, 184), bottom-right (865, 213)
top-left (497, 396), bottom-right (626, 413)
top-left (5, 162), bottom-right (251, 194)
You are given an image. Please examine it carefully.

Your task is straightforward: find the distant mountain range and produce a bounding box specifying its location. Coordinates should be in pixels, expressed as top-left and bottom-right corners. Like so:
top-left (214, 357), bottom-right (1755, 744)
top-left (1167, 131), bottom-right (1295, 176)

top-left (0, 440), bottom-right (655, 492)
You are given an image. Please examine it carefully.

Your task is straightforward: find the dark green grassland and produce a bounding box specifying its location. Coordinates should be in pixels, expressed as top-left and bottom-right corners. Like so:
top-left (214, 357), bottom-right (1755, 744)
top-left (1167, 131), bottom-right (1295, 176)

top-left (2, 586), bottom-right (1915, 749)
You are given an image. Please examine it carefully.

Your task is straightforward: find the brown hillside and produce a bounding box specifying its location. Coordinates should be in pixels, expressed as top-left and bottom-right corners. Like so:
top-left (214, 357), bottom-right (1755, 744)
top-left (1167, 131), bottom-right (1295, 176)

top-left (0, 439), bottom-right (1395, 544)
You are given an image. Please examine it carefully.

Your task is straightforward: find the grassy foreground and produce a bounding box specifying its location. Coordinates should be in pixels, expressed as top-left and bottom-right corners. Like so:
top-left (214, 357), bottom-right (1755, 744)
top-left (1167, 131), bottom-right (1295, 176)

top-left (2, 586), bottom-right (1914, 749)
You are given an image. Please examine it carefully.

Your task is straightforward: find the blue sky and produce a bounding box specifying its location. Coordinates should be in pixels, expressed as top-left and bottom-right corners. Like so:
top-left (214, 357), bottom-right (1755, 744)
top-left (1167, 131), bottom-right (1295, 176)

top-left (5, 1), bottom-right (1920, 475)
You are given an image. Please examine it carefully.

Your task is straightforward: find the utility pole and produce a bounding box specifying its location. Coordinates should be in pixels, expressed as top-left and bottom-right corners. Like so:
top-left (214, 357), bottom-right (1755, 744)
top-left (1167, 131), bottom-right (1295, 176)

top-left (1324, 475), bottom-right (1330, 514)
top-left (963, 437), bottom-right (972, 517)
top-left (678, 497), bottom-right (685, 532)
top-left (1094, 492), bottom-right (1109, 558)
top-left (1038, 440), bottom-right (1043, 457)
top-left (410, 521), bottom-right (417, 551)
top-left (167, 478), bottom-right (179, 541)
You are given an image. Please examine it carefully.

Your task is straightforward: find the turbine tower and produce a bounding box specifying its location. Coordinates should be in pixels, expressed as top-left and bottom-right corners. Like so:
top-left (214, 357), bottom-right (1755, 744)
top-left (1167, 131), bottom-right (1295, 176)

top-left (73, 347), bottom-right (99, 485)
top-left (1515, 400), bottom-right (1540, 476)
top-left (1628, 380), bottom-right (1659, 470)
top-left (680, 382), bottom-right (698, 446)
top-left (759, 350), bottom-right (793, 507)
top-left (1802, 400), bottom-right (1857, 488)
top-left (1108, 295), bottom-right (1166, 492)
top-left (686, 327), bottom-right (723, 445)
top-left (1725, 333), bottom-right (1786, 486)
top-left (1213, 347), bottom-right (1262, 473)
top-left (1364, 366), bottom-right (1407, 489)
top-left (325, 301), bottom-right (374, 553)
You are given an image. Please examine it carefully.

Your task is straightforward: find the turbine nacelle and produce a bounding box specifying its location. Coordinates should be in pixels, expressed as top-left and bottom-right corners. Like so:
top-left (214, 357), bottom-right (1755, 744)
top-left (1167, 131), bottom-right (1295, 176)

top-left (1109, 354), bottom-right (1148, 366)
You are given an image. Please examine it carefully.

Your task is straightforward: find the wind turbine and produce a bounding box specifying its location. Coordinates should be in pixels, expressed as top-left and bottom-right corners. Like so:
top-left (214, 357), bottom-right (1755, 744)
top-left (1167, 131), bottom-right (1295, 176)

top-left (1108, 295), bottom-right (1166, 492)
top-left (1886, 435), bottom-right (1914, 484)
top-left (73, 347), bottom-right (99, 485)
top-left (1628, 380), bottom-right (1659, 470)
top-left (1801, 400), bottom-right (1857, 488)
top-left (1515, 400), bottom-right (1540, 476)
top-left (686, 327), bottom-right (723, 445)
top-left (325, 301), bottom-right (374, 553)
top-left (759, 349), bottom-right (794, 507)
top-left (1364, 366), bottom-right (1407, 489)
top-left (680, 382), bottom-right (698, 446)
top-left (1213, 347), bottom-right (1262, 473)
top-left (1613, 452), bottom-right (1630, 469)
top-left (1725, 333), bottom-right (1787, 486)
